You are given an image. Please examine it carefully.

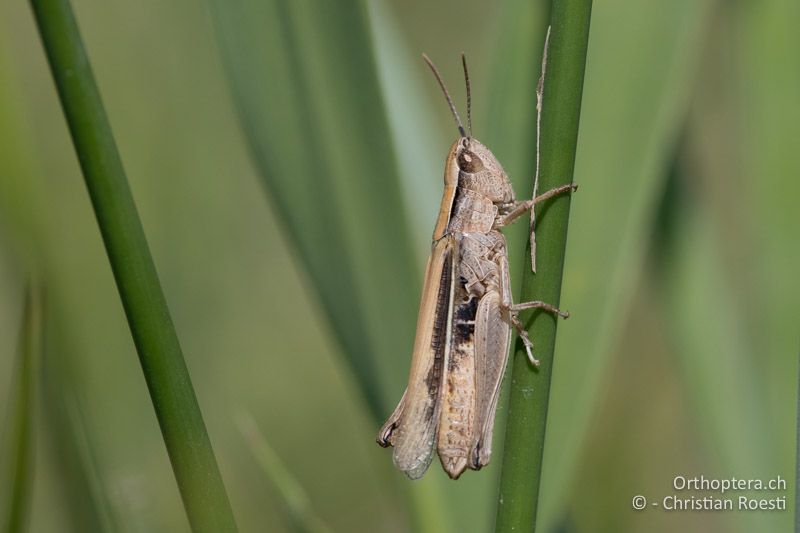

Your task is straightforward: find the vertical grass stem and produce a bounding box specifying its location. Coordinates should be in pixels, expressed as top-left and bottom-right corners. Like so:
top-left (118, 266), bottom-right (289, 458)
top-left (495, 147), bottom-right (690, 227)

top-left (28, 1), bottom-right (237, 530)
top-left (495, 1), bottom-right (592, 531)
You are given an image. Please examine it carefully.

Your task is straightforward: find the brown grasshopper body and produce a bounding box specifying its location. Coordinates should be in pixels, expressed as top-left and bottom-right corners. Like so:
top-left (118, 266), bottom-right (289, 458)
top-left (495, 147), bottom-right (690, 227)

top-left (378, 52), bottom-right (573, 480)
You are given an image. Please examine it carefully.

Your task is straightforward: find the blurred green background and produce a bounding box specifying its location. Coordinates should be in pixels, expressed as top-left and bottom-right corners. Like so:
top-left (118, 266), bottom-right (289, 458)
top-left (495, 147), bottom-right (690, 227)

top-left (0, 0), bottom-right (797, 532)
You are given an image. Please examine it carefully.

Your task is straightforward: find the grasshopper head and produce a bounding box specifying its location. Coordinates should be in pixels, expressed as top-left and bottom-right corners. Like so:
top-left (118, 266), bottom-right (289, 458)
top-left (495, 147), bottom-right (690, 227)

top-left (426, 54), bottom-right (517, 239)
top-left (455, 137), bottom-right (514, 204)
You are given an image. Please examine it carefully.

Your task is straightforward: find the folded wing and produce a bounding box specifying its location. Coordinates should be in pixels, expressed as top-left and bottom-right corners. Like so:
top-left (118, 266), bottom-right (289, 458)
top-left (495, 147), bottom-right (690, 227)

top-left (377, 236), bottom-right (456, 479)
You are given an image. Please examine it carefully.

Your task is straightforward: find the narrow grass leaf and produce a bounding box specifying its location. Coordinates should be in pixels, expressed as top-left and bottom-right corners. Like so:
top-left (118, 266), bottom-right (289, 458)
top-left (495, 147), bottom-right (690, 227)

top-left (28, 1), bottom-right (237, 530)
top-left (236, 413), bottom-right (332, 533)
top-left (208, 0), bottom-right (420, 421)
top-left (735, 0), bottom-right (800, 477)
top-left (40, 325), bottom-right (120, 533)
top-left (368, 0), bottom-right (446, 255)
top-left (662, 4), bottom-right (798, 530)
top-left (660, 201), bottom-right (778, 533)
top-left (0, 36), bottom-right (117, 533)
top-left (2, 284), bottom-right (42, 533)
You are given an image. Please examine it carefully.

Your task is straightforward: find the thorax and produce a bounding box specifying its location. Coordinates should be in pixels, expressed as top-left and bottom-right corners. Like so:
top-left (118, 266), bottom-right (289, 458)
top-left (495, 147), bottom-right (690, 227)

top-left (445, 187), bottom-right (497, 234)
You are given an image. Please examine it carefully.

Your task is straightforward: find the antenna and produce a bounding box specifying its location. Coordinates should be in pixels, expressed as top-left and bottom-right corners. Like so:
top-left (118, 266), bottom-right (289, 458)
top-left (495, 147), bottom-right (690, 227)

top-left (461, 53), bottom-right (473, 138)
top-left (422, 53), bottom-right (466, 138)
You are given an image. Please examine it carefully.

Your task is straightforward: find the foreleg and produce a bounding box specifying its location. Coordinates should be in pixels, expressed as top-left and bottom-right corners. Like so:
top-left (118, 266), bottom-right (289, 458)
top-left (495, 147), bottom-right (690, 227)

top-left (495, 183), bottom-right (577, 228)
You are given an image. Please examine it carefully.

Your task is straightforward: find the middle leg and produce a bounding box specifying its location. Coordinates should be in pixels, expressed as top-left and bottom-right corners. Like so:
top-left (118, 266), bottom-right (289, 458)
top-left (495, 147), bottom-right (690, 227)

top-left (496, 248), bottom-right (569, 366)
top-left (511, 300), bottom-right (569, 319)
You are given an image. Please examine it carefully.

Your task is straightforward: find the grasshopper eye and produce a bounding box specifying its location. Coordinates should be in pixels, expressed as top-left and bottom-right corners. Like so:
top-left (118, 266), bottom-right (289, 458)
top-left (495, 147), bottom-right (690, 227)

top-left (457, 150), bottom-right (484, 173)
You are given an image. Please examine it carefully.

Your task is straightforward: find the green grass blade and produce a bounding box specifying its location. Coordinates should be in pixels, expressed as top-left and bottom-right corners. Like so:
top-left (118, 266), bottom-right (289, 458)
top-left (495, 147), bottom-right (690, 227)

top-left (209, 4), bottom-right (457, 531)
top-left (656, 5), bottom-right (798, 529)
top-left (660, 201), bottom-right (778, 532)
top-left (734, 0), bottom-right (800, 484)
top-left (369, 0), bottom-right (445, 253)
top-left (0, 36), bottom-right (114, 532)
top-left (27, 1), bottom-right (237, 530)
top-left (495, 2), bottom-right (592, 531)
top-left (57, 397), bottom-right (120, 532)
top-left (2, 284), bottom-right (42, 533)
top-left (40, 319), bottom-right (120, 533)
top-left (208, 0), bottom-right (420, 422)
top-left (534, 2), bottom-right (714, 527)
top-left (236, 412), bottom-right (332, 533)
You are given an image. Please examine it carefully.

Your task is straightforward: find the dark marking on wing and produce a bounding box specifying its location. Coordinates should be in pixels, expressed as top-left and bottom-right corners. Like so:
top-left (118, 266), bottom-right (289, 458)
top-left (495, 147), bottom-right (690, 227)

top-left (454, 322), bottom-right (475, 341)
top-left (449, 275), bottom-right (478, 382)
top-left (472, 441), bottom-right (483, 469)
top-left (423, 249), bottom-right (453, 412)
top-left (454, 282), bottom-right (479, 321)
top-left (452, 276), bottom-right (479, 350)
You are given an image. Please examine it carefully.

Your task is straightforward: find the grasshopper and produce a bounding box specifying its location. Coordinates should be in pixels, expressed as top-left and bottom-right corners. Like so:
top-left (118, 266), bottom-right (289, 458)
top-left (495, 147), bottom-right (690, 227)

top-left (377, 45), bottom-right (576, 480)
